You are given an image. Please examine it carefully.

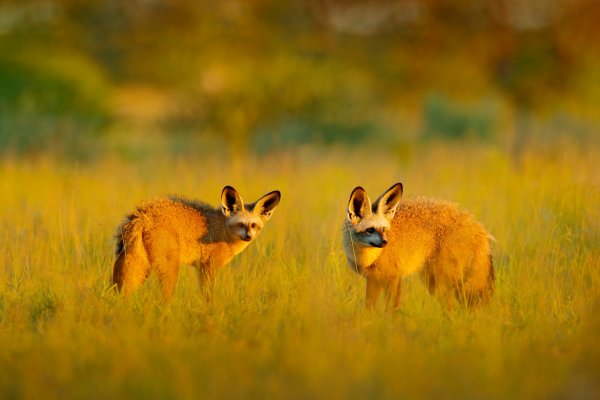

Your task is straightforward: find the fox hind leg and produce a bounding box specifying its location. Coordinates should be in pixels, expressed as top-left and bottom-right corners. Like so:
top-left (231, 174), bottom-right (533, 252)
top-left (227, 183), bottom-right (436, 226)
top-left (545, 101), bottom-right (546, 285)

top-left (420, 267), bottom-right (457, 309)
top-left (157, 261), bottom-right (179, 301)
top-left (459, 253), bottom-right (495, 308)
top-left (154, 250), bottom-right (180, 301)
top-left (420, 267), bottom-right (436, 295)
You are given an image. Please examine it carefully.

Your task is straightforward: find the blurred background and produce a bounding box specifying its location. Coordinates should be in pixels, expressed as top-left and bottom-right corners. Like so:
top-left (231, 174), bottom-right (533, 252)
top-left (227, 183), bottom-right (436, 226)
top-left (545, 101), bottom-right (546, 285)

top-left (1, 0), bottom-right (599, 160)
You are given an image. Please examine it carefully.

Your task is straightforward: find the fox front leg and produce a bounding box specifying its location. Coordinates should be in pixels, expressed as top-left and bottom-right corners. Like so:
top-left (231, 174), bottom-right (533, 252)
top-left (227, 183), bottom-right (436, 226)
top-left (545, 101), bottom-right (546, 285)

top-left (365, 277), bottom-right (384, 310)
top-left (196, 266), bottom-right (215, 302)
top-left (383, 277), bottom-right (402, 311)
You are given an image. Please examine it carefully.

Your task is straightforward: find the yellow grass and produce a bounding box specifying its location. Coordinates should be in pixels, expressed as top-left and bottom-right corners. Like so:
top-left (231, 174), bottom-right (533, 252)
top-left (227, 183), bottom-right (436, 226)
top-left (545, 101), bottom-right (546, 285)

top-left (0, 142), bottom-right (598, 399)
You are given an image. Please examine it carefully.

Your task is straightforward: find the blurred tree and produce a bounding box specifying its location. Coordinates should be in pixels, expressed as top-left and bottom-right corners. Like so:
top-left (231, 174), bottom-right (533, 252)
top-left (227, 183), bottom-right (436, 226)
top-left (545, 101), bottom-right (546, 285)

top-left (1, 0), bottom-right (599, 155)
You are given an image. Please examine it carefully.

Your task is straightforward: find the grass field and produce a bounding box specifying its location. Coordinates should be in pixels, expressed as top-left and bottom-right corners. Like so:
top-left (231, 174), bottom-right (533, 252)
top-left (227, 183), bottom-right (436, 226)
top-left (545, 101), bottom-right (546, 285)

top-left (0, 141), bottom-right (598, 399)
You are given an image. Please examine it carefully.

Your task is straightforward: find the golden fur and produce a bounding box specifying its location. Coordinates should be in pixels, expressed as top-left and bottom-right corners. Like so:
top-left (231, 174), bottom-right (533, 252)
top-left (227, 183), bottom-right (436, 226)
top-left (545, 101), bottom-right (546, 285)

top-left (113, 187), bottom-right (280, 300)
top-left (343, 183), bottom-right (494, 310)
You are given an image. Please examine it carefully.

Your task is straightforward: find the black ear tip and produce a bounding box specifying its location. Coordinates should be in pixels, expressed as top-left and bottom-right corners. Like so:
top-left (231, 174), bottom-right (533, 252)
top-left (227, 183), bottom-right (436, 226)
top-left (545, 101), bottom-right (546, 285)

top-left (392, 182), bottom-right (403, 194)
top-left (269, 190), bottom-right (281, 204)
top-left (222, 186), bottom-right (240, 199)
top-left (350, 186), bottom-right (366, 196)
top-left (262, 190), bottom-right (281, 201)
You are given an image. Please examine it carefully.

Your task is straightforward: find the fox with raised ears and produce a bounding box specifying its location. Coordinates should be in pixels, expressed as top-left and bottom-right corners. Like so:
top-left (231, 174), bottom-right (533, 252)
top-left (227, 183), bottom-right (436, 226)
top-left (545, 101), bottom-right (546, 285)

top-left (342, 183), bottom-right (494, 311)
top-left (112, 186), bottom-right (281, 301)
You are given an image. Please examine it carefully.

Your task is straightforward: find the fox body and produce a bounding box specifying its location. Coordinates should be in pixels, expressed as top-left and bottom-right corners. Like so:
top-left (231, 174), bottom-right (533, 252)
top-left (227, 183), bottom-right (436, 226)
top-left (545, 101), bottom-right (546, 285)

top-left (112, 186), bottom-right (280, 300)
top-left (343, 183), bottom-right (494, 310)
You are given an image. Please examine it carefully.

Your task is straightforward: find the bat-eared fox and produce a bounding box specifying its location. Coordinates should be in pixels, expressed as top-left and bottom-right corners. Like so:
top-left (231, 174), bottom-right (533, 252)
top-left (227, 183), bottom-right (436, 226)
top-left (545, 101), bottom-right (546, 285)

top-left (112, 186), bottom-right (280, 300)
top-left (343, 183), bottom-right (494, 311)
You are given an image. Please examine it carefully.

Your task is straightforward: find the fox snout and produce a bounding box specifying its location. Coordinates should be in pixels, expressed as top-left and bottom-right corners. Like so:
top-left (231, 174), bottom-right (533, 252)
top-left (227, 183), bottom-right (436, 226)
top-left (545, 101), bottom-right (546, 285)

top-left (372, 238), bottom-right (388, 248)
top-left (370, 235), bottom-right (387, 248)
top-left (232, 228), bottom-right (254, 242)
top-left (241, 232), bottom-right (253, 242)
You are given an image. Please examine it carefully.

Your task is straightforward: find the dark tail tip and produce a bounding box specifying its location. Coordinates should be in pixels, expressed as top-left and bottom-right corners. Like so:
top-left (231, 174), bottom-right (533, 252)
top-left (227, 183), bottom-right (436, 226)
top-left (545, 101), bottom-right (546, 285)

top-left (115, 238), bottom-right (124, 256)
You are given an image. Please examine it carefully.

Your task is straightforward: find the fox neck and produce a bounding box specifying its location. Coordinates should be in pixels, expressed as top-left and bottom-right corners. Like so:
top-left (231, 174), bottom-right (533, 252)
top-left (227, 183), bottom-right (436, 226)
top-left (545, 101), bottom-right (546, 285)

top-left (228, 239), bottom-right (251, 256)
top-left (347, 245), bottom-right (383, 270)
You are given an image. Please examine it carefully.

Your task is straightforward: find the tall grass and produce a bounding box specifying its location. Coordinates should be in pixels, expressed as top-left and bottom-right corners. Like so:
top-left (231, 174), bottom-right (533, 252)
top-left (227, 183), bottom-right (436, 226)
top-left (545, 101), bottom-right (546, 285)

top-left (0, 142), bottom-right (598, 399)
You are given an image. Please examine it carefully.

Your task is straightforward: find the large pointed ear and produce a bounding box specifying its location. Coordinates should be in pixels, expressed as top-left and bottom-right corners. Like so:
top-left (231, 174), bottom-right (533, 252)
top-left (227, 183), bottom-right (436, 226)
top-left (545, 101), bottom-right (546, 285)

top-left (375, 182), bottom-right (403, 220)
top-left (347, 186), bottom-right (372, 224)
top-left (221, 186), bottom-right (244, 216)
top-left (252, 190), bottom-right (281, 221)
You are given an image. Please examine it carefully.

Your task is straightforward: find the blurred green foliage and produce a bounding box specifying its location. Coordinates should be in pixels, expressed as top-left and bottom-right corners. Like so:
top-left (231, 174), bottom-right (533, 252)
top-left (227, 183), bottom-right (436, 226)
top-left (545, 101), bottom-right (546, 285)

top-left (0, 57), bottom-right (108, 155)
top-left (252, 118), bottom-right (381, 153)
top-left (0, 0), bottom-right (599, 156)
top-left (423, 95), bottom-right (497, 140)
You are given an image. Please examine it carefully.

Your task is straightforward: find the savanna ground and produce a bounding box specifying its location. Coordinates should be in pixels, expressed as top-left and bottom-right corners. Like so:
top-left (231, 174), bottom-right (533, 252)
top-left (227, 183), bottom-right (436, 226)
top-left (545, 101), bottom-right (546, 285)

top-left (0, 139), bottom-right (599, 399)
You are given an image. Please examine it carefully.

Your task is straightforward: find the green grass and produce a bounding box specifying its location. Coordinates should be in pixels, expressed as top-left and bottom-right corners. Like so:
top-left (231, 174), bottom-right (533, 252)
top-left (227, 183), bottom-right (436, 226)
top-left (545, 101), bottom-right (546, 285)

top-left (0, 142), bottom-right (598, 399)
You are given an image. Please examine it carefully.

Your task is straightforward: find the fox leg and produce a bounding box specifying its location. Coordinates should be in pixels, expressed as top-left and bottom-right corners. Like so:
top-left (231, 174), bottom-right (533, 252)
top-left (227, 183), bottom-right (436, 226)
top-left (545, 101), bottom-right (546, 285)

top-left (383, 277), bottom-right (402, 311)
top-left (157, 260), bottom-right (179, 301)
top-left (195, 266), bottom-right (215, 302)
top-left (423, 260), bottom-right (458, 310)
top-left (365, 277), bottom-right (384, 310)
top-left (393, 278), bottom-right (402, 310)
top-left (435, 280), bottom-right (458, 311)
top-left (459, 253), bottom-right (495, 308)
top-left (420, 268), bottom-right (436, 295)
top-left (141, 231), bottom-right (180, 301)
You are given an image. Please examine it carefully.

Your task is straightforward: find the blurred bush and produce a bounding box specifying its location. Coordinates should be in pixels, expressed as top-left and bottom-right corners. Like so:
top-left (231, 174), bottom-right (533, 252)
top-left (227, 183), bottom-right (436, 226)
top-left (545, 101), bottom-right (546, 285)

top-left (422, 94), bottom-right (498, 141)
top-left (0, 50), bottom-right (109, 158)
top-left (0, 0), bottom-right (599, 158)
top-left (252, 118), bottom-right (381, 153)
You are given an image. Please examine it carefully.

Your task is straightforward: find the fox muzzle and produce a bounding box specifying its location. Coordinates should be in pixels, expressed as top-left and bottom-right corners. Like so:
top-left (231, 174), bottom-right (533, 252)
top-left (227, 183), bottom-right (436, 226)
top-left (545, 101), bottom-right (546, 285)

top-left (369, 231), bottom-right (387, 248)
top-left (370, 240), bottom-right (387, 248)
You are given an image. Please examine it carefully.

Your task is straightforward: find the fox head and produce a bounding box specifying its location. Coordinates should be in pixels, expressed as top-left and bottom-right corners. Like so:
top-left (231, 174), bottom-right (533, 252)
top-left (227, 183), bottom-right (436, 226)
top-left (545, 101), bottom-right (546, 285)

top-left (346, 183), bottom-right (403, 248)
top-left (221, 186), bottom-right (281, 243)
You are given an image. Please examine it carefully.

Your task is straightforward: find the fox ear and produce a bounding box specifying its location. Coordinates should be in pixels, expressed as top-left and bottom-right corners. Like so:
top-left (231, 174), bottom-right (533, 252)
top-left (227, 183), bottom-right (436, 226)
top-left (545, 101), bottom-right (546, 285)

top-left (347, 186), bottom-right (372, 224)
top-left (221, 186), bottom-right (244, 216)
top-left (376, 182), bottom-right (403, 220)
top-left (253, 190), bottom-right (281, 221)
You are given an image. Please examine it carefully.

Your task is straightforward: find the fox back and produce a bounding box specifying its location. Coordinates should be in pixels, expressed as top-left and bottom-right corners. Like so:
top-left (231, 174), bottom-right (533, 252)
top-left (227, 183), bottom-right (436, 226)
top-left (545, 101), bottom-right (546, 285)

top-left (112, 186), bottom-right (281, 300)
top-left (343, 183), bottom-right (494, 310)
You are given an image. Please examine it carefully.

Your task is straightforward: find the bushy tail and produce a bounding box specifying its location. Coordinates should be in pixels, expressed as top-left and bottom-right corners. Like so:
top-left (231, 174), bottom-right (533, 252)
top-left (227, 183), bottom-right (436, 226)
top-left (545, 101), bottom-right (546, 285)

top-left (112, 214), bottom-right (150, 295)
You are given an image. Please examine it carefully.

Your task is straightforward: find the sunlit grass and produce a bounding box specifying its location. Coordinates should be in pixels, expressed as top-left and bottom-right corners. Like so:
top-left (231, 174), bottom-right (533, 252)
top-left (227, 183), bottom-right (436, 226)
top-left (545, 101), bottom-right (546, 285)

top-left (0, 142), bottom-right (598, 398)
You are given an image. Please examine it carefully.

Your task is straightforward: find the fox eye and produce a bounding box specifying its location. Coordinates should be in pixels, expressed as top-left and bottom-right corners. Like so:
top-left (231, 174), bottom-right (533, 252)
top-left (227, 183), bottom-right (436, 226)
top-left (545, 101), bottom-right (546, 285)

top-left (365, 227), bottom-right (376, 235)
top-left (236, 222), bottom-right (245, 229)
top-left (250, 222), bottom-right (257, 229)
